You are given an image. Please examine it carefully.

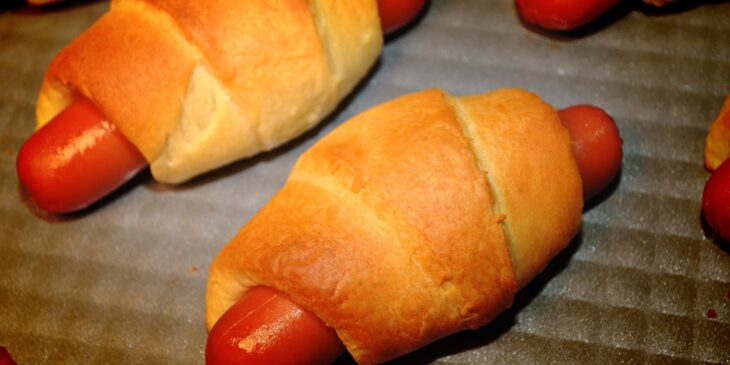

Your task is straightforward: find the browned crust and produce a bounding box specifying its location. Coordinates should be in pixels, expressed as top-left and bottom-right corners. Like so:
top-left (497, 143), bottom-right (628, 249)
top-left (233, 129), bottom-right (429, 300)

top-left (206, 88), bottom-right (583, 363)
top-left (705, 95), bottom-right (730, 171)
top-left (36, 0), bottom-right (382, 182)
top-left (40, 1), bottom-right (196, 160)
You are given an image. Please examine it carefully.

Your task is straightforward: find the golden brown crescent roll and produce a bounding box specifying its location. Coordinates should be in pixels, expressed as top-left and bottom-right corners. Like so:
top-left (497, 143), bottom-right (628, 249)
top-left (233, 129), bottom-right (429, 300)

top-left (206, 88), bottom-right (583, 364)
top-left (35, 0), bottom-right (382, 183)
top-left (705, 95), bottom-right (730, 171)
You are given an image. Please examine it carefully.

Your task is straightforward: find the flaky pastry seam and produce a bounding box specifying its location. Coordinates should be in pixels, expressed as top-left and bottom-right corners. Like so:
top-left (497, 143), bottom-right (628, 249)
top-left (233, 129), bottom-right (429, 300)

top-left (445, 95), bottom-right (518, 284)
top-left (115, 0), bottom-right (256, 165)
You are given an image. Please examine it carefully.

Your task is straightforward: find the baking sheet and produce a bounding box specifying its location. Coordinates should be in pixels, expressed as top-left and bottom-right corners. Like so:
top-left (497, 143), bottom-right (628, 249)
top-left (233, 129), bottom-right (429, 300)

top-left (1, 1), bottom-right (729, 364)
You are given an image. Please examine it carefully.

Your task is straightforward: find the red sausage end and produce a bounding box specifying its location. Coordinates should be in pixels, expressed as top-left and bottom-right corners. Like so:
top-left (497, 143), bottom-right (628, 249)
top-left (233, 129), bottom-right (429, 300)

top-left (16, 97), bottom-right (147, 213)
top-left (516, 0), bottom-right (622, 31)
top-left (559, 104), bottom-right (623, 200)
top-left (206, 286), bottom-right (344, 365)
top-left (703, 159), bottom-right (730, 242)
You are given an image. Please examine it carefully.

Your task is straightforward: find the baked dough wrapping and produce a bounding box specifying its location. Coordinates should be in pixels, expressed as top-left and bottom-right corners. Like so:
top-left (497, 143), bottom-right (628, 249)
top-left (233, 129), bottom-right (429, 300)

top-left (705, 95), bottom-right (730, 171)
top-left (206, 88), bottom-right (583, 364)
top-left (35, 0), bottom-right (382, 183)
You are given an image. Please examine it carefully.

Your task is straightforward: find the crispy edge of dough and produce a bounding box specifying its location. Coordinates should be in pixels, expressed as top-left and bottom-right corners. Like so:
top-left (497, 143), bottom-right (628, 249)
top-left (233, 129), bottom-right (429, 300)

top-left (705, 95), bottom-right (730, 171)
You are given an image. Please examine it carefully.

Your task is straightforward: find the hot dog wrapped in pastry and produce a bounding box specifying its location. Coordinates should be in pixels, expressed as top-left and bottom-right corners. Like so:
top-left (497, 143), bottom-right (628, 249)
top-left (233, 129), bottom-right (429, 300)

top-left (19, 0), bottom-right (384, 213)
top-left (37, 0), bottom-right (382, 183)
top-left (205, 88), bottom-right (623, 364)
